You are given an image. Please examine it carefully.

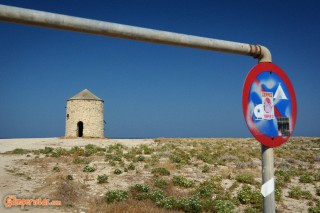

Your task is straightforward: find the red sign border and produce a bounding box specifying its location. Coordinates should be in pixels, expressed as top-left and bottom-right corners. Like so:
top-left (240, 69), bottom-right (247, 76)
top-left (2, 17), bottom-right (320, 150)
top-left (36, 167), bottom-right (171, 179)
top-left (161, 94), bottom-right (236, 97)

top-left (242, 62), bottom-right (297, 147)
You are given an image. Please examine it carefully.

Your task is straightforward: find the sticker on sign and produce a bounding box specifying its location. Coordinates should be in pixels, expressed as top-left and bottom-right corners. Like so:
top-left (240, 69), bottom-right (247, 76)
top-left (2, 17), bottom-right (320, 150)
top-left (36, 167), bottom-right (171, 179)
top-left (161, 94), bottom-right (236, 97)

top-left (254, 91), bottom-right (275, 120)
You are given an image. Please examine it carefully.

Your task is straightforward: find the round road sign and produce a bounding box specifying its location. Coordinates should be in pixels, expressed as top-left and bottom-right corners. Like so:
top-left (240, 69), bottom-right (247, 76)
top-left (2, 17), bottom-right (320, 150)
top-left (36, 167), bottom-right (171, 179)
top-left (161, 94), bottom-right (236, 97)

top-left (242, 63), bottom-right (297, 147)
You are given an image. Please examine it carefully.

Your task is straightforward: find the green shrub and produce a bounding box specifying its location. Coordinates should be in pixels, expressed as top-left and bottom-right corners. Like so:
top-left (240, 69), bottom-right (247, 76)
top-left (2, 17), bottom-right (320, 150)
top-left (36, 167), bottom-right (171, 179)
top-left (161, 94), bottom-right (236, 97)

top-left (196, 152), bottom-right (216, 164)
top-left (105, 153), bottom-right (113, 160)
top-left (196, 185), bottom-right (213, 198)
top-left (198, 176), bottom-right (223, 195)
top-left (314, 172), bottom-right (320, 181)
top-left (308, 199), bottom-right (320, 213)
top-left (85, 144), bottom-right (96, 150)
top-left (114, 169), bottom-right (122, 175)
top-left (201, 199), bottom-right (215, 212)
top-left (137, 155), bottom-right (145, 162)
top-left (140, 144), bottom-right (154, 155)
top-left (82, 165), bottom-right (96, 172)
top-left (213, 199), bottom-right (235, 213)
top-left (237, 185), bottom-right (262, 209)
top-left (244, 207), bottom-right (260, 213)
top-left (107, 143), bottom-right (125, 154)
top-left (128, 163), bottom-right (135, 170)
top-left (236, 174), bottom-right (256, 185)
top-left (55, 147), bottom-right (69, 156)
top-left (132, 184), bottom-right (150, 193)
top-left (300, 173), bottom-right (314, 183)
top-left (123, 152), bottom-right (135, 161)
top-left (84, 144), bottom-right (105, 156)
top-left (250, 190), bottom-right (263, 209)
top-left (113, 155), bottom-right (122, 161)
top-left (169, 150), bottom-right (190, 165)
top-left (152, 167), bottom-right (170, 176)
top-left (154, 178), bottom-right (167, 189)
top-left (157, 196), bottom-right (177, 210)
top-left (308, 206), bottom-right (320, 213)
top-left (229, 181), bottom-right (239, 191)
top-left (149, 189), bottom-right (165, 203)
top-left (53, 166), bottom-right (60, 172)
top-left (66, 174), bottom-right (73, 180)
top-left (275, 183), bottom-right (282, 202)
top-left (97, 174), bottom-right (108, 183)
top-left (169, 155), bottom-right (182, 163)
top-left (150, 154), bottom-right (160, 164)
top-left (202, 164), bottom-right (210, 173)
top-left (237, 185), bottom-right (252, 204)
top-left (69, 146), bottom-right (85, 156)
top-left (177, 196), bottom-right (202, 213)
top-left (173, 176), bottom-right (195, 188)
top-left (136, 193), bottom-right (150, 200)
top-left (275, 170), bottom-right (292, 187)
top-left (40, 147), bottom-right (53, 154)
top-left (109, 160), bottom-right (116, 166)
top-left (11, 148), bottom-right (30, 155)
top-left (288, 186), bottom-right (313, 200)
top-left (33, 150), bottom-right (40, 155)
top-left (73, 157), bottom-right (90, 164)
top-left (119, 161), bottom-right (125, 168)
top-left (105, 190), bottom-right (129, 204)
top-left (51, 152), bottom-right (61, 158)
top-left (84, 149), bottom-right (95, 157)
top-left (316, 188), bottom-right (320, 196)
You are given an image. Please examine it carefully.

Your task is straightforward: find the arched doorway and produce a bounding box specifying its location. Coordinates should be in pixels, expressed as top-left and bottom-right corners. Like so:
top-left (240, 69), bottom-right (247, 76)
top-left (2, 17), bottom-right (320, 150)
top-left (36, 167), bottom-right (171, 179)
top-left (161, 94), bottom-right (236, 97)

top-left (77, 121), bottom-right (83, 137)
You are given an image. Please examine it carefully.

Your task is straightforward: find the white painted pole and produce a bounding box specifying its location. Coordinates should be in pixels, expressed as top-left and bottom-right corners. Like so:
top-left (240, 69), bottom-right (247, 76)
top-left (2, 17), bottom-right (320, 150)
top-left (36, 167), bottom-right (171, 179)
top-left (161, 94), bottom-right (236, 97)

top-left (261, 145), bottom-right (275, 213)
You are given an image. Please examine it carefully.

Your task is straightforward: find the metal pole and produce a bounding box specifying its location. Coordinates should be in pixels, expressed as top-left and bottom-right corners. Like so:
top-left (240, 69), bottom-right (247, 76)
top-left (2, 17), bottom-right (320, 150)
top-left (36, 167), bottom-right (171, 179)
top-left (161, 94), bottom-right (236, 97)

top-left (0, 4), bottom-right (271, 62)
top-left (261, 145), bottom-right (275, 212)
top-left (259, 47), bottom-right (275, 212)
top-left (0, 3), bottom-right (274, 211)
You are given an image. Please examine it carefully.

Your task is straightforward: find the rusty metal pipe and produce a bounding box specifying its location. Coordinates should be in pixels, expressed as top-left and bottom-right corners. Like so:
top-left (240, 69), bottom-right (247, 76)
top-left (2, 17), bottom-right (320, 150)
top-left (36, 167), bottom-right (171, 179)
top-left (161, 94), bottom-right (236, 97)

top-left (0, 4), bottom-right (271, 61)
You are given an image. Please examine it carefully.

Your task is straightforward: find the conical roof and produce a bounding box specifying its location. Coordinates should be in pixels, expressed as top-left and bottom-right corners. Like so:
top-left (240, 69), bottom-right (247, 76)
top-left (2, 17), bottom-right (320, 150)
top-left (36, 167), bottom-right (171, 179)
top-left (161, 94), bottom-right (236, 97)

top-left (69, 89), bottom-right (102, 101)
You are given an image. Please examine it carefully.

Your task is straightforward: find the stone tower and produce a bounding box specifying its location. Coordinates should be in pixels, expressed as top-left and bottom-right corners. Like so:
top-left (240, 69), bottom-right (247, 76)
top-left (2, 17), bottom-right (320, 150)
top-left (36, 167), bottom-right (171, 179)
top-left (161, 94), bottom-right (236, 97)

top-left (65, 89), bottom-right (104, 138)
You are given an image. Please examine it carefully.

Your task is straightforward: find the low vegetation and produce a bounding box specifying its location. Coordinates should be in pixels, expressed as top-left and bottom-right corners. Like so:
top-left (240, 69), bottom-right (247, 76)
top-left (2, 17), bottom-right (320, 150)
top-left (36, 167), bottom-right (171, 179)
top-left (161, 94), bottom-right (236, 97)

top-left (288, 186), bottom-right (313, 200)
top-left (97, 174), bottom-right (108, 183)
top-left (105, 190), bottom-right (129, 204)
top-left (83, 165), bottom-right (96, 172)
top-left (172, 175), bottom-right (195, 188)
top-left (2, 137), bottom-right (319, 213)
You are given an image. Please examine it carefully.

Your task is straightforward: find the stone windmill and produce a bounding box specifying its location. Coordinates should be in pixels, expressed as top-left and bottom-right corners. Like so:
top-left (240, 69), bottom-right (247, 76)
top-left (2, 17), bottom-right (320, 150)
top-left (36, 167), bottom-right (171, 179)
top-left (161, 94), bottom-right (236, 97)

top-left (65, 89), bottom-right (104, 138)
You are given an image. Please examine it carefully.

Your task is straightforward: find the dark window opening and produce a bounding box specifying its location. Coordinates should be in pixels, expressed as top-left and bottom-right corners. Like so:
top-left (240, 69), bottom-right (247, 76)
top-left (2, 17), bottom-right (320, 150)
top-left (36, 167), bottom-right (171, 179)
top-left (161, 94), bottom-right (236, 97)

top-left (277, 117), bottom-right (290, 136)
top-left (67, 114), bottom-right (69, 119)
top-left (77, 121), bottom-right (83, 137)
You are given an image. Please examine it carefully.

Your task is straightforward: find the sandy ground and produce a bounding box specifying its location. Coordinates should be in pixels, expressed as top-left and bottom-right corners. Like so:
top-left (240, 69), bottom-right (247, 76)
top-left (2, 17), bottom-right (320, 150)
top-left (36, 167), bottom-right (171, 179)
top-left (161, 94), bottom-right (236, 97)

top-left (0, 138), bottom-right (153, 153)
top-left (0, 138), bottom-right (154, 213)
top-left (0, 137), bottom-right (318, 213)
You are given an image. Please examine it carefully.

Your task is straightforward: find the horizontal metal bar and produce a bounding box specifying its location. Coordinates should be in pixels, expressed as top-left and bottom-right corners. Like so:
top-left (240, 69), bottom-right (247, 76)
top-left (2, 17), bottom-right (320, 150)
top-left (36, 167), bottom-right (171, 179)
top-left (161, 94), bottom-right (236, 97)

top-left (0, 4), bottom-right (271, 62)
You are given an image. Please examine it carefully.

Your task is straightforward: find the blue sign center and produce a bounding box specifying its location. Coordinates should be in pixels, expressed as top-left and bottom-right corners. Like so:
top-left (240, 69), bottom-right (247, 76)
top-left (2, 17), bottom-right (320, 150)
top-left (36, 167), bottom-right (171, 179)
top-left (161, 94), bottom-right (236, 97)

top-left (249, 71), bottom-right (292, 137)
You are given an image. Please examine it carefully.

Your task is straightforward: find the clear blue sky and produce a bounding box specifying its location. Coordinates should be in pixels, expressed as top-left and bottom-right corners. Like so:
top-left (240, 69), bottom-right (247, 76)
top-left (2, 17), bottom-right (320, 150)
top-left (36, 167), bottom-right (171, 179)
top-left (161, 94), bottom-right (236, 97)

top-left (1, 0), bottom-right (319, 138)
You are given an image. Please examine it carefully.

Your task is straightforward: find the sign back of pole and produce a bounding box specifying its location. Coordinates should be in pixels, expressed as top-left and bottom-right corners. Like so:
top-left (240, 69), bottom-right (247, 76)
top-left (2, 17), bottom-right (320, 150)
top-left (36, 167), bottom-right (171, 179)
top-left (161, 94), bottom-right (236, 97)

top-left (242, 63), bottom-right (297, 147)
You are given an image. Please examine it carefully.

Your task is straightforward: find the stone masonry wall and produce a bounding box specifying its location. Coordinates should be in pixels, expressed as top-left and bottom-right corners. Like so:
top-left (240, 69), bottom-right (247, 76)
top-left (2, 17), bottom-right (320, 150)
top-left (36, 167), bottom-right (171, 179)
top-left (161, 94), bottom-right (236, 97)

top-left (65, 100), bottom-right (104, 138)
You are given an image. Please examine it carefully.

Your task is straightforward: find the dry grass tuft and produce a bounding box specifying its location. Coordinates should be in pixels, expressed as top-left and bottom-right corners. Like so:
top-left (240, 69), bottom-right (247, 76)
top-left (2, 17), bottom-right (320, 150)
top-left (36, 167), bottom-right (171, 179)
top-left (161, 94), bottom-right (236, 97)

top-left (51, 174), bottom-right (88, 207)
top-left (87, 197), bottom-right (181, 213)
